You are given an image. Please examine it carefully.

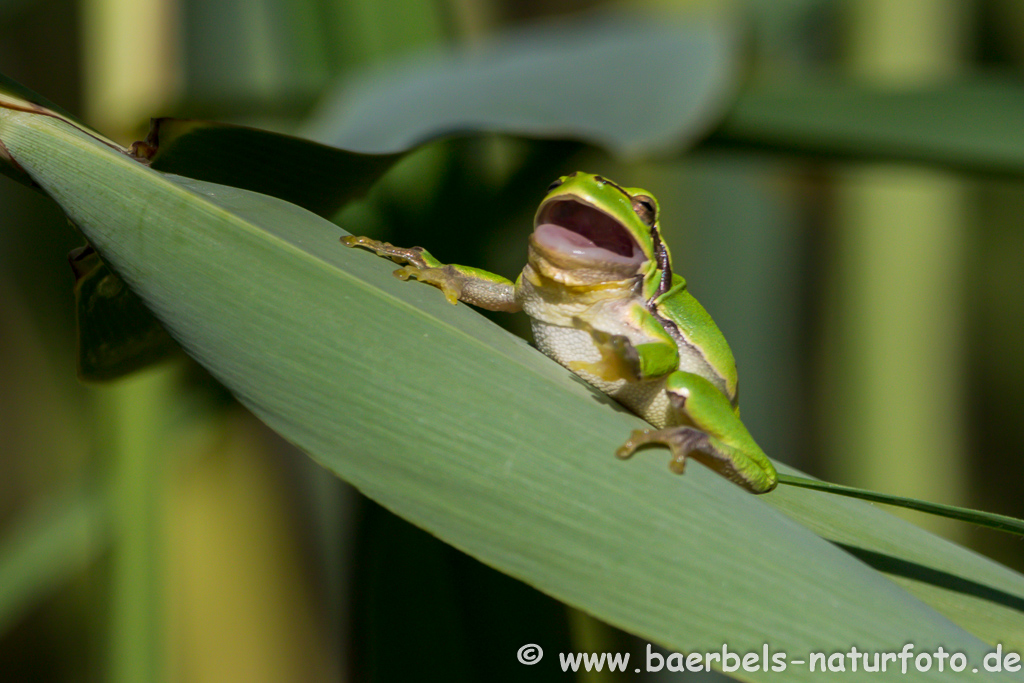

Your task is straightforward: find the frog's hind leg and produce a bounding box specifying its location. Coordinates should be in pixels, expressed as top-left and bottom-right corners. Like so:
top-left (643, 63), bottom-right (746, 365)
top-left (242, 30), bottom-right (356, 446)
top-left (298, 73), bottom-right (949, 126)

top-left (616, 371), bottom-right (777, 493)
top-left (616, 426), bottom-right (771, 491)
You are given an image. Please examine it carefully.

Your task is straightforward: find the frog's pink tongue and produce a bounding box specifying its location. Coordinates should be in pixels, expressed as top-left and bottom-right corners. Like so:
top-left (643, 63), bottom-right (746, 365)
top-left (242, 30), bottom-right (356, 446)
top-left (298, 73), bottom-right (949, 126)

top-left (534, 223), bottom-right (644, 266)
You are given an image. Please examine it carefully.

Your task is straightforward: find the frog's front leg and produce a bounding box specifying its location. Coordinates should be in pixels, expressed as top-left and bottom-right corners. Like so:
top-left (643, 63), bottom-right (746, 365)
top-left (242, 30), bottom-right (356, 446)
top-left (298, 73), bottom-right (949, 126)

top-left (568, 309), bottom-right (680, 383)
top-left (617, 371), bottom-right (778, 494)
top-left (342, 236), bottom-right (520, 312)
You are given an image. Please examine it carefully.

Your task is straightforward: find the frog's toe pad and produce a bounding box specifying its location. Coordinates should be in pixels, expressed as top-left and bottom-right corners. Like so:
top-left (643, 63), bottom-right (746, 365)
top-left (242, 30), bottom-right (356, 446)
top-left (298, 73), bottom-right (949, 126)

top-left (615, 430), bottom-right (648, 460)
top-left (392, 266), bottom-right (414, 281)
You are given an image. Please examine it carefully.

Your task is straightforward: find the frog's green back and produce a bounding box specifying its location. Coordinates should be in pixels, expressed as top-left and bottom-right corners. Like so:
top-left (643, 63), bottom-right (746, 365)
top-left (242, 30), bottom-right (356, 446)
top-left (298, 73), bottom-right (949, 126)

top-left (654, 275), bottom-right (739, 401)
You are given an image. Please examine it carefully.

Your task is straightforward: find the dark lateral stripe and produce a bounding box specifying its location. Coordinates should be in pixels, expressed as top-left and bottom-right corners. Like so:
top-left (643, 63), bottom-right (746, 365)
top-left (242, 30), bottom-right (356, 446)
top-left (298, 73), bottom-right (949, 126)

top-left (653, 310), bottom-right (731, 399)
top-left (593, 174), bottom-right (632, 199)
top-left (650, 229), bottom-right (672, 298)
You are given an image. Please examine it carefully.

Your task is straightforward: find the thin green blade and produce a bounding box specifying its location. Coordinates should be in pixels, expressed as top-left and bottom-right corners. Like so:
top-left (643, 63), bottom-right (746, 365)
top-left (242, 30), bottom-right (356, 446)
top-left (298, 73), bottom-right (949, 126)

top-left (767, 469), bottom-right (1024, 652)
top-left (779, 474), bottom-right (1024, 537)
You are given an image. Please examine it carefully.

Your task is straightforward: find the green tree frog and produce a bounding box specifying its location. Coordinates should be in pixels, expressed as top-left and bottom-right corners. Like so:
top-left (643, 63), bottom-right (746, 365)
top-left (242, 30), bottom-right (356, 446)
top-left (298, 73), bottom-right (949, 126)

top-left (343, 172), bottom-right (778, 493)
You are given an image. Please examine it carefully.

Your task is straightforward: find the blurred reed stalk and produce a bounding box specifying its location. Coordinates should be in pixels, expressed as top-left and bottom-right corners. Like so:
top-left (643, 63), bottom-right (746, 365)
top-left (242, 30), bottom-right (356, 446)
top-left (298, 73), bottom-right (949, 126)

top-left (825, 0), bottom-right (972, 538)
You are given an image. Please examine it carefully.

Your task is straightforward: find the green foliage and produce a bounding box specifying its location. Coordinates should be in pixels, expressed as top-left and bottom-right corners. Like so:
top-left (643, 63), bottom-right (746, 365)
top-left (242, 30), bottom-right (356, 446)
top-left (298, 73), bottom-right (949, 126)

top-left (3, 6), bottom-right (1024, 682)
top-left (141, 118), bottom-right (402, 218)
top-left (304, 11), bottom-right (739, 157)
top-left (712, 76), bottom-right (1024, 175)
top-left (2, 97), bottom-right (1024, 681)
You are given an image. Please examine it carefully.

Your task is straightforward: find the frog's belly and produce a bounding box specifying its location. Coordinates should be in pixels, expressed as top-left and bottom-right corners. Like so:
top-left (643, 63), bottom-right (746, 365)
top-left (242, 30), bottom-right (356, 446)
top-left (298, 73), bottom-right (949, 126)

top-left (531, 321), bottom-right (680, 429)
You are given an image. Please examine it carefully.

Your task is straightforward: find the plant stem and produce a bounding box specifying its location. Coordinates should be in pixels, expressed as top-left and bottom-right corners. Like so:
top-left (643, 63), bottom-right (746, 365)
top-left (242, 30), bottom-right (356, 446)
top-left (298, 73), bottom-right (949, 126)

top-left (777, 474), bottom-right (1024, 537)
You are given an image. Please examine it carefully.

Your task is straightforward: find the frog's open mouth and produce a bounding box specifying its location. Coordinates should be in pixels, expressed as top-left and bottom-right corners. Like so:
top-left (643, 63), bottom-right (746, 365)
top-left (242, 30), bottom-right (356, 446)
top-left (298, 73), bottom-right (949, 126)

top-left (532, 199), bottom-right (646, 267)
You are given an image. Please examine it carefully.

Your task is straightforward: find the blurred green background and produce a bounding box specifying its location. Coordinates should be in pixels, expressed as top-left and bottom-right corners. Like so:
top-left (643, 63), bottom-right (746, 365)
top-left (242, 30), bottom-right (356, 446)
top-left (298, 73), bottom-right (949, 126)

top-left (2, 0), bottom-right (1024, 680)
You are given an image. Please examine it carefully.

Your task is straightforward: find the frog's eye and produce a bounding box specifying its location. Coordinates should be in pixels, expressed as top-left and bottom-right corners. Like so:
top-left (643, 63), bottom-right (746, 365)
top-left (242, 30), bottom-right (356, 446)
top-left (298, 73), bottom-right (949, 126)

top-left (547, 178), bottom-right (564, 192)
top-left (632, 195), bottom-right (657, 226)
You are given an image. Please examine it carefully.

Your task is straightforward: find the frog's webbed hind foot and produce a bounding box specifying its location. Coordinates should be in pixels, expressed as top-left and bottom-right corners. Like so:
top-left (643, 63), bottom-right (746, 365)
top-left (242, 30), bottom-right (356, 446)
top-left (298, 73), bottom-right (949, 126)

top-left (616, 426), bottom-right (777, 494)
top-left (615, 372), bottom-right (778, 493)
top-left (616, 426), bottom-right (714, 474)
